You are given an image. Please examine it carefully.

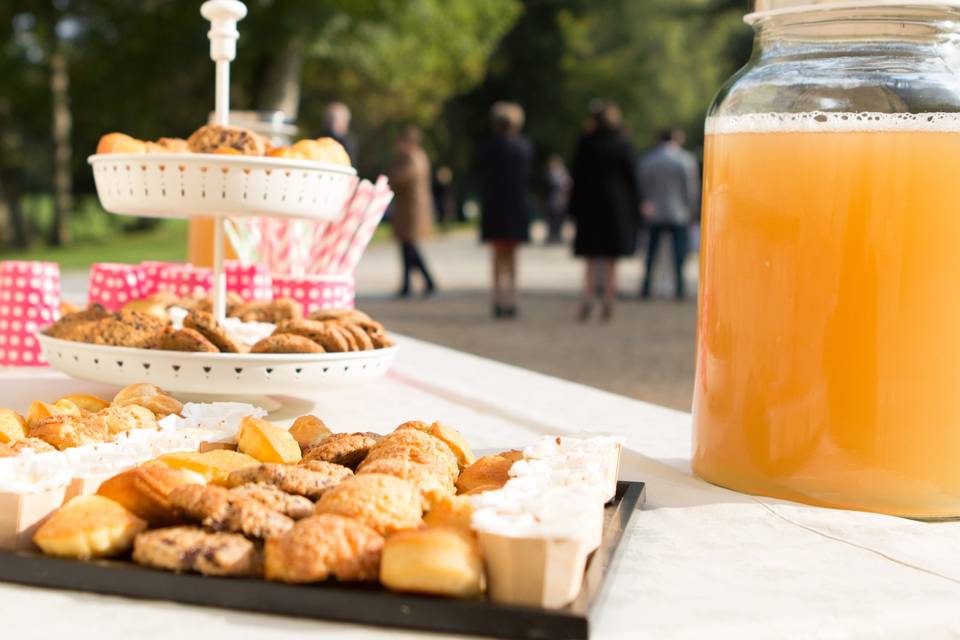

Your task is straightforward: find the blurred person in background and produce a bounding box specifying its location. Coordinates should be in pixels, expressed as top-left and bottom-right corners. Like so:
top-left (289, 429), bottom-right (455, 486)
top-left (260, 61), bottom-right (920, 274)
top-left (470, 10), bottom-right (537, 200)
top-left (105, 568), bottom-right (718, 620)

top-left (433, 165), bottom-right (456, 225)
top-left (544, 154), bottom-right (571, 244)
top-left (569, 101), bottom-right (640, 322)
top-left (322, 101), bottom-right (357, 163)
top-left (638, 129), bottom-right (699, 300)
top-left (389, 125), bottom-right (436, 298)
top-left (479, 101), bottom-right (534, 319)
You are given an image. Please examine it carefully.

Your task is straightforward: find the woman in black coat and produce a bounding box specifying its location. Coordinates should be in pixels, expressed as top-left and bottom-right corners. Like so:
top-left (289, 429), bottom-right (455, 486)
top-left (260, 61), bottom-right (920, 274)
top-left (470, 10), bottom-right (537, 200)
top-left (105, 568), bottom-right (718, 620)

top-left (569, 102), bottom-right (640, 321)
top-left (479, 102), bottom-right (534, 319)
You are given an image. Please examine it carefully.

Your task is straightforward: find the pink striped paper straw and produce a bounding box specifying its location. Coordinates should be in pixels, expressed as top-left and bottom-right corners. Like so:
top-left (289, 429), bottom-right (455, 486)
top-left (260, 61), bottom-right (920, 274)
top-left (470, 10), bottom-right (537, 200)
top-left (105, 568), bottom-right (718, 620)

top-left (336, 177), bottom-right (394, 274)
top-left (312, 180), bottom-right (376, 274)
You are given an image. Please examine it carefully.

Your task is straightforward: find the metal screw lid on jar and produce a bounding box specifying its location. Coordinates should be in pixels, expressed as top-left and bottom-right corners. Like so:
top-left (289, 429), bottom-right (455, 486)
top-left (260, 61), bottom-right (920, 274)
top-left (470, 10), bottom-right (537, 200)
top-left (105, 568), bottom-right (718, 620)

top-left (746, 0), bottom-right (960, 23)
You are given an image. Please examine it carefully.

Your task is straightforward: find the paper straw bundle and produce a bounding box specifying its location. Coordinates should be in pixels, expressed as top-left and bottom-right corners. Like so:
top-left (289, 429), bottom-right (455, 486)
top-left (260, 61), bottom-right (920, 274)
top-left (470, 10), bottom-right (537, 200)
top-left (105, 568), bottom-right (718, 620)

top-left (225, 176), bottom-right (393, 277)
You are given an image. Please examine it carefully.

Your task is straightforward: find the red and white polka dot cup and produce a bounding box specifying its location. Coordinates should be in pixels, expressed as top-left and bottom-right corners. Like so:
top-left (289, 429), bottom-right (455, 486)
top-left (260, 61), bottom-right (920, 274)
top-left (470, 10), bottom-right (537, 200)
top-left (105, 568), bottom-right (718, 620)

top-left (156, 264), bottom-right (213, 298)
top-left (140, 261), bottom-right (180, 297)
top-left (271, 274), bottom-right (355, 315)
top-left (225, 261), bottom-right (272, 301)
top-left (0, 261), bottom-right (60, 366)
top-left (87, 263), bottom-right (145, 311)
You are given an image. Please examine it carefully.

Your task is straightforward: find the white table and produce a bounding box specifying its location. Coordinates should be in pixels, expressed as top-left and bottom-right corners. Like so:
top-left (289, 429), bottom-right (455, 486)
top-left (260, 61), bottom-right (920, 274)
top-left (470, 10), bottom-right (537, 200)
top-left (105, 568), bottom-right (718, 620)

top-left (2, 336), bottom-right (960, 639)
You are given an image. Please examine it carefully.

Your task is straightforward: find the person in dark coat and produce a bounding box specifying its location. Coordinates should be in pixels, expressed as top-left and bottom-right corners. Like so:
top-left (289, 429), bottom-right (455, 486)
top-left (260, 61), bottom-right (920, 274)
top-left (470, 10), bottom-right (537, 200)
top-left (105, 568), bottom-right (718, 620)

top-left (321, 102), bottom-right (358, 164)
top-left (479, 102), bottom-right (534, 319)
top-left (569, 102), bottom-right (640, 321)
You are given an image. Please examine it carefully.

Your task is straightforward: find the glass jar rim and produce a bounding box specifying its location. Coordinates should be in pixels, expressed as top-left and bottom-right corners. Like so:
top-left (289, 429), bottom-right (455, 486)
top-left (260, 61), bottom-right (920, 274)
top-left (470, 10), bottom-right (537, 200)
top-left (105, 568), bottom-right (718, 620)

top-left (745, 1), bottom-right (960, 25)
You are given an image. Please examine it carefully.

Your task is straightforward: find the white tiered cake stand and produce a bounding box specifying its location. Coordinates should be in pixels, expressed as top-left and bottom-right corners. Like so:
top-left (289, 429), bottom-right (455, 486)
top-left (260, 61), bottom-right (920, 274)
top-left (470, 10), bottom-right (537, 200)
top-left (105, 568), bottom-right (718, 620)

top-left (38, 0), bottom-right (397, 398)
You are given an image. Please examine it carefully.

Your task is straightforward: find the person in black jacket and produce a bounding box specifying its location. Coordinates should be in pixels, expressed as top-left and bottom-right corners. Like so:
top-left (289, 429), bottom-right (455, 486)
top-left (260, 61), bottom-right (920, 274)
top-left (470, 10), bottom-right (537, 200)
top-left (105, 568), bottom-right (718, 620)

top-left (569, 102), bottom-right (640, 322)
top-left (479, 102), bottom-right (534, 319)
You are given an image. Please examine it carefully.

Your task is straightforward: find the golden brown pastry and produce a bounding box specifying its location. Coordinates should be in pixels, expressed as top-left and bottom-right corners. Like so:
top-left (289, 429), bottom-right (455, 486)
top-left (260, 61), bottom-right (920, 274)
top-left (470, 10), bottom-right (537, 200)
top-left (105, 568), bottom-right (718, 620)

top-left (397, 421), bottom-right (476, 470)
top-left (26, 398), bottom-right (81, 428)
top-left (187, 124), bottom-right (265, 156)
top-left (250, 334), bottom-right (324, 354)
top-left (315, 473), bottom-right (423, 536)
top-left (169, 483), bottom-right (293, 539)
top-left (150, 137), bottom-right (190, 152)
top-left (288, 415), bottom-right (332, 450)
top-left (97, 132), bottom-right (147, 154)
top-left (183, 309), bottom-right (243, 353)
top-left (265, 514), bottom-right (383, 583)
top-left (237, 416), bottom-right (302, 463)
top-left (57, 394), bottom-right (111, 415)
top-left (301, 432), bottom-right (380, 469)
top-left (230, 298), bottom-right (302, 324)
top-left (273, 319), bottom-right (350, 352)
top-left (133, 526), bottom-right (262, 577)
top-left (92, 405), bottom-right (158, 436)
top-left (147, 327), bottom-right (219, 352)
top-left (337, 323), bottom-right (375, 351)
top-left (228, 483), bottom-right (314, 519)
top-left (362, 428), bottom-right (459, 486)
top-left (0, 437), bottom-right (57, 457)
top-left (423, 494), bottom-right (474, 531)
top-left (380, 527), bottom-right (483, 598)
top-left (226, 461), bottom-right (352, 500)
top-left (455, 450), bottom-right (524, 494)
top-left (291, 138), bottom-right (351, 166)
top-left (0, 408), bottom-right (26, 443)
top-left (29, 414), bottom-right (111, 450)
top-left (120, 299), bottom-right (169, 320)
top-left (155, 449), bottom-right (260, 485)
top-left (112, 383), bottom-right (183, 419)
top-left (358, 457), bottom-right (455, 507)
top-left (97, 464), bottom-right (205, 526)
top-left (34, 495), bottom-right (147, 559)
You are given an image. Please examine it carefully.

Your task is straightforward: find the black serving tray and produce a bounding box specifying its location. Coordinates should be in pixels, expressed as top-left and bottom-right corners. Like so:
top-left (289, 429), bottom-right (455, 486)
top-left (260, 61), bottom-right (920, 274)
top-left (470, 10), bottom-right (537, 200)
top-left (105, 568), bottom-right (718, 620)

top-left (0, 481), bottom-right (644, 640)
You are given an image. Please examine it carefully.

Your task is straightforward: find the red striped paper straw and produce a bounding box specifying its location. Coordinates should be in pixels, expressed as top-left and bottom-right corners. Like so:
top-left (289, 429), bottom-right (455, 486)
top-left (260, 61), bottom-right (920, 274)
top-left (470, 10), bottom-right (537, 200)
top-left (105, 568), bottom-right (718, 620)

top-left (311, 179), bottom-right (376, 274)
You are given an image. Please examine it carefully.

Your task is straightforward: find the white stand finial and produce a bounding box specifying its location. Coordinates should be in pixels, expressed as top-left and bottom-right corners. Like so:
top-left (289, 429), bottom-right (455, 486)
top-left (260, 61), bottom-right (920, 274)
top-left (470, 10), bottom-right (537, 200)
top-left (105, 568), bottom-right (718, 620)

top-left (200, 0), bottom-right (247, 323)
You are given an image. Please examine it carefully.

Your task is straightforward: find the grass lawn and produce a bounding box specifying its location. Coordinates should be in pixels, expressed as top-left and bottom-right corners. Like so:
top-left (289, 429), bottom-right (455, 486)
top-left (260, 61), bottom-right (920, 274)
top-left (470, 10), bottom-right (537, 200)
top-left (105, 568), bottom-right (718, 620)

top-left (3, 220), bottom-right (188, 269)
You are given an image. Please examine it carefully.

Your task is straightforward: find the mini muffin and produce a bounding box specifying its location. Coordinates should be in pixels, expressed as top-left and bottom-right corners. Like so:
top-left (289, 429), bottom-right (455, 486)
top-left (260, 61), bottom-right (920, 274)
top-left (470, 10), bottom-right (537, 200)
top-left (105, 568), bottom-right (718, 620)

top-left (97, 464), bottom-right (206, 526)
top-left (121, 298), bottom-right (170, 321)
top-left (133, 526), bottom-right (262, 577)
top-left (265, 514), bottom-right (384, 583)
top-left (301, 432), bottom-right (381, 469)
top-left (357, 457), bottom-right (455, 508)
top-left (455, 450), bottom-right (525, 495)
top-left (362, 428), bottom-right (460, 486)
top-left (315, 473), bottom-right (423, 536)
top-left (397, 421), bottom-right (476, 470)
top-left (183, 309), bottom-right (244, 353)
top-left (34, 495), bottom-right (147, 559)
top-left (380, 527), bottom-right (483, 598)
top-left (250, 334), bottom-right (324, 354)
top-left (56, 394), bottom-right (110, 414)
top-left (148, 327), bottom-right (219, 352)
top-left (187, 124), bottom-right (265, 155)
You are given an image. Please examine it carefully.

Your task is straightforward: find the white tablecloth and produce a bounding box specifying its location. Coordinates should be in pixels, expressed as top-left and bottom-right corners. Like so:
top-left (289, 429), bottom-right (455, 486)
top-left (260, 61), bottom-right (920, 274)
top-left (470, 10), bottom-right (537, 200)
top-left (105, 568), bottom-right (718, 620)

top-left (2, 336), bottom-right (960, 639)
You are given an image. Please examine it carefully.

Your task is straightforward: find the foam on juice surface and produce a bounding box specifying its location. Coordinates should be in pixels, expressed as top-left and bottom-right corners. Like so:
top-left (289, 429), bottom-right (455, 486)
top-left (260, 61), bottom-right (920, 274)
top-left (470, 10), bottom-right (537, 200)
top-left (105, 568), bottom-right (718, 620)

top-left (706, 111), bottom-right (960, 134)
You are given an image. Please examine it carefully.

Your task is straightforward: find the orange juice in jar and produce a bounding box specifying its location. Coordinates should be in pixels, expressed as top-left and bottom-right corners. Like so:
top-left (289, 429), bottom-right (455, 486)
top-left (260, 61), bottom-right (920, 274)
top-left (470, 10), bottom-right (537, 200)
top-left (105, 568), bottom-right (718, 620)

top-left (692, 1), bottom-right (960, 517)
